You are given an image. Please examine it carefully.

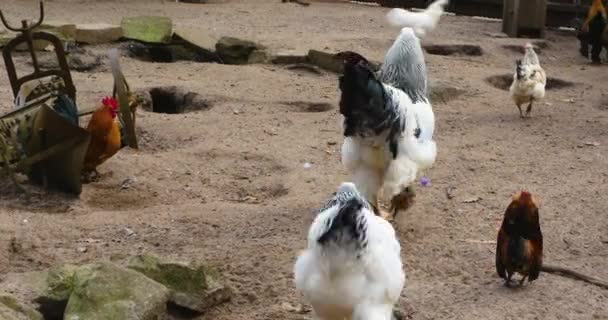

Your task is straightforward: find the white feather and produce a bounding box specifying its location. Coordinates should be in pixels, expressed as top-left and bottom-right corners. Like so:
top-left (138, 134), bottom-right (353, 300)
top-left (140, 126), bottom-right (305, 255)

top-left (295, 184), bottom-right (405, 320)
top-left (510, 45), bottom-right (547, 111)
top-left (386, 0), bottom-right (449, 38)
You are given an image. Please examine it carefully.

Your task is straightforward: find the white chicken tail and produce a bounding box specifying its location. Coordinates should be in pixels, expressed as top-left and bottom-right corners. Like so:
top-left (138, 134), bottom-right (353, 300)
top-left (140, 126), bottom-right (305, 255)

top-left (522, 43), bottom-right (540, 66)
top-left (386, 0), bottom-right (449, 38)
top-left (403, 137), bottom-right (437, 170)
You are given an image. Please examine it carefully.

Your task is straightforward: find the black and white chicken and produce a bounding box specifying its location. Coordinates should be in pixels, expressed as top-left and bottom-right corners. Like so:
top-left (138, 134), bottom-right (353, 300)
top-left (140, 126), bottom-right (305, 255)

top-left (337, 27), bottom-right (437, 219)
top-left (294, 182), bottom-right (405, 320)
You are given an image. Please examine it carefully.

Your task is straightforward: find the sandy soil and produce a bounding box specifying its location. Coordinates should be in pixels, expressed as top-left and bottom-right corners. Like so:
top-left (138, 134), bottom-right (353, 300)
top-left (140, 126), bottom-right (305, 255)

top-left (1, 1), bottom-right (607, 319)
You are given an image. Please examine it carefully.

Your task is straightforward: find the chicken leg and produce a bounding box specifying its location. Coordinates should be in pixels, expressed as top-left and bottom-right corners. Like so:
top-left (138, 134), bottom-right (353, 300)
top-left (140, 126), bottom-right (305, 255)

top-left (516, 104), bottom-right (524, 118)
top-left (350, 165), bottom-right (384, 216)
top-left (525, 101), bottom-right (533, 117)
top-left (519, 275), bottom-right (528, 286)
top-left (389, 186), bottom-right (416, 219)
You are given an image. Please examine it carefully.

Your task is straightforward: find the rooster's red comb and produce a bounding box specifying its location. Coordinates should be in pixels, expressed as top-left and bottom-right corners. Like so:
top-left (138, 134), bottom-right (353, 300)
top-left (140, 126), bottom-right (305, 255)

top-left (102, 96), bottom-right (118, 110)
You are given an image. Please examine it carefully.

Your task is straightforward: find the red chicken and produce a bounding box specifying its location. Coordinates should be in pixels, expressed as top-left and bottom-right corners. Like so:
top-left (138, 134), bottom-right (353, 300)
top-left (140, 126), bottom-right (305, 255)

top-left (82, 96), bottom-right (121, 180)
top-left (496, 191), bottom-right (543, 287)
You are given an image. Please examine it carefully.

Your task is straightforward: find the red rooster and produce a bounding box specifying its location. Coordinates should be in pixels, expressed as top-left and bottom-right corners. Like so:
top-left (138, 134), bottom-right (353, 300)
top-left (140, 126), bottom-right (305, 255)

top-left (496, 191), bottom-right (543, 287)
top-left (82, 96), bottom-right (121, 180)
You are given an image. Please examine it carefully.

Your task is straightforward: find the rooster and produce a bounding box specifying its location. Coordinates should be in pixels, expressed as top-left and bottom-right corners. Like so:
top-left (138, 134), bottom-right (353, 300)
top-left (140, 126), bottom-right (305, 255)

top-left (294, 182), bottom-right (405, 320)
top-left (337, 27), bottom-right (437, 219)
top-left (496, 191), bottom-right (543, 287)
top-left (82, 96), bottom-right (121, 181)
top-left (579, 0), bottom-right (607, 63)
top-left (509, 43), bottom-right (546, 118)
top-left (386, 0), bottom-right (449, 38)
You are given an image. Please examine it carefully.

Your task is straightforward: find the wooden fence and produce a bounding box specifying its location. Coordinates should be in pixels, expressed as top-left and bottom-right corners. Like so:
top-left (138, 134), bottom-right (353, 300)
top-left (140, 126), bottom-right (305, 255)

top-left (365, 0), bottom-right (592, 27)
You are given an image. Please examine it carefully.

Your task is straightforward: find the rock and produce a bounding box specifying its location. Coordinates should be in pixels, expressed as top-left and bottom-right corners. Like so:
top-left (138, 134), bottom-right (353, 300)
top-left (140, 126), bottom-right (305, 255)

top-left (271, 50), bottom-right (308, 64)
top-left (121, 16), bottom-right (173, 44)
top-left (0, 267), bottom-right (75, 320)
top-left (173, 24), bottom-right (218, 59)
top-left (428, 80), bottom-right (467, 104)
top-left (215, 36), bottom-right (266, 64)
top-left (45, 264), bottom-right (79, 301)
top-left (247, 49), bottom-right (270, 64)
top-left (0, 295), bottom-right (43, 320)
top-left (9, 23), bottom-right (76, 51)
top-left (39, 22), bottom-right (77, 39)
top-left (128, 255), bottom-right (231, 313)
top-left (307, 49), bottom-right (342, 73)
top-left (63, 262), bottom-right (170, 320)
top-left (33, 50), bottom-right (104, 72)
top-left (75, 23), bottom-right (123, 45)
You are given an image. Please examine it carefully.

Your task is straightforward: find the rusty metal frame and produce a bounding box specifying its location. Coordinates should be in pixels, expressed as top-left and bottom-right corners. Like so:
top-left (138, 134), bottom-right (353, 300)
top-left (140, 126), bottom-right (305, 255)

top-left (0, 1), bottom-right (76, 102)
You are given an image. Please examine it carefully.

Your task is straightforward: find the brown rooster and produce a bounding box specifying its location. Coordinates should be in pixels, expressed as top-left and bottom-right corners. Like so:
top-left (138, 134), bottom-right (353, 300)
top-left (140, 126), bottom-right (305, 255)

top-left (82, 96), bottom-right (121, 181)
top-left (496, 191), bottom-right (543, 287)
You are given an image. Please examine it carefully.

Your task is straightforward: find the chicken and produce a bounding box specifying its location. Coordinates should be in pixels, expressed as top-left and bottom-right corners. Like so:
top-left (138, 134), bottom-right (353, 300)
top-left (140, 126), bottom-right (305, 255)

top-left (579, 0), bottom-right (607, 63)
top-left (496, 191), bottom-right (543, 287)
top-left (509, 43), bottom-right (546, 118)
top-left (294, 182), bottom-right (405, 320)
top-left (82, 96), bottom-right (121, 180)
top-left (386, 0), bottom-right (449, 38)
top-left (337, 27), bottom-right (437, 219)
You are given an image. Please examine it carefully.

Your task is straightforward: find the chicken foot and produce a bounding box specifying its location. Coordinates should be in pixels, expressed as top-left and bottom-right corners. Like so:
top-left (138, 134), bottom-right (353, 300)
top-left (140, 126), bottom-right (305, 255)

top-left (516, 104), bottom-right (524, 118)
top-left (389, 186), bottom-right (416, 219)
top-left (525, 101), bottom-right (533, 117)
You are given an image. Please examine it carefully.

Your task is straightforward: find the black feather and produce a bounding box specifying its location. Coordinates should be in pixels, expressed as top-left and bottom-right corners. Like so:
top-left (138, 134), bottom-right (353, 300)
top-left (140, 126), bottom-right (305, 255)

top-left (339, 59), bottom-right (403, 156)
top-left (317, 197), bottom-right (368, 250)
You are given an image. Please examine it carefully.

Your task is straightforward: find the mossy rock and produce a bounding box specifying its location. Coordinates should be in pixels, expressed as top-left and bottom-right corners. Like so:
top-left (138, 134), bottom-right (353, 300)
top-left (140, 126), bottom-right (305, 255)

top-left (121, 16), bottom-right (173, 44)
top-left (128, 255), bottom-right (231, 313)
top-left (45, 264), bottom-right (79, 301)
top-left (0, 295), bottom-right (43, 320)
top-left (64, 262), bottom-right (170, 320)
top-left (216, 36), bottom-right (267, 64)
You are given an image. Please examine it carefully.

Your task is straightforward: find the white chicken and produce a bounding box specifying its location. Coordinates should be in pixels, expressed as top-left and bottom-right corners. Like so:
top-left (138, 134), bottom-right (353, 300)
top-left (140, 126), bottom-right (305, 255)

top-left (509, 43), bottom-right (547, 118)
top-left (294, 182), bottom-right (405, 320)
top-left (386, 0), bottom-right (449, 38)
top-left (336, 27), bottom-right (437, 219)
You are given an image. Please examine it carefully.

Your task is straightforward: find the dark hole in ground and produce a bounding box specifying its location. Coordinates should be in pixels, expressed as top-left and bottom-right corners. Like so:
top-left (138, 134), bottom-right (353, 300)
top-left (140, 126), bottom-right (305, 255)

top-left (485, 74), bottom-right (575, 91)
top-left (282, 101), bottom-right (333, 112)
top-left (423, 44), bottom-right (483, 56)
top-left (34, 297), bottom-right (68, 320)
top-left (122, 41), bottom-right (216, 63)
top-left (146, 86), bottom-right (211, 114)
top-left (167, 301), bottom-right (202, 319)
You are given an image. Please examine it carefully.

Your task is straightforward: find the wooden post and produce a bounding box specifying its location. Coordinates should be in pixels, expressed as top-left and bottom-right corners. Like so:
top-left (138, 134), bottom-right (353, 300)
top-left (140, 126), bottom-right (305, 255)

top-left (503, 0), bottom-right (547, 38)
top-left (502, 0), bottom-right (520, 37)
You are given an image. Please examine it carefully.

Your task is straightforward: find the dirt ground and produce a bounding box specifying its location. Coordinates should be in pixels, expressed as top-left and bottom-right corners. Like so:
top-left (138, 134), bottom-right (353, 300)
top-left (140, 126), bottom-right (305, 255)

top-left (1, 0), bottom-right (607, 319)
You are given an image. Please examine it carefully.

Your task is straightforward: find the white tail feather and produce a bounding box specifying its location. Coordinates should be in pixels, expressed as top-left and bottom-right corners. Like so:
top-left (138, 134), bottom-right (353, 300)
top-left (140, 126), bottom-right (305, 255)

top-left (404, 138), bottom-right (437, 170)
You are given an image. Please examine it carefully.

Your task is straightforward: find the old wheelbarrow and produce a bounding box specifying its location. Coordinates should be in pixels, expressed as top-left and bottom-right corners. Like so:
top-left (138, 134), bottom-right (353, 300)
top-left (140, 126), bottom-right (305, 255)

top-left (0, 1), bottom-right (136, 195)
